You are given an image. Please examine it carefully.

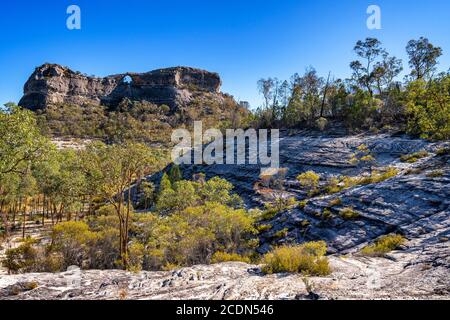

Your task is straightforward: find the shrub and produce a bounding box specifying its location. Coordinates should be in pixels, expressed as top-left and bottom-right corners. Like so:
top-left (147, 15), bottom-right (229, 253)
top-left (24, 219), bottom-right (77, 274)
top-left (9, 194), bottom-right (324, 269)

top-left (297, 171), bottom-right (320, 196)
top-left (436, 147), bottom-right (450, 156)
top-left (298, 200), bottom-right (308, 209)
top-left (361, 234), bottom-right (405, 256)
top-left (369, 167), bottom-right (399, 183)
top-left (315, 117), bottom-right (328, 131)
top-left (405, 76), bottom-right (450, 141)
top-left (261, 241), bottom-right (331, 276)
top-left (340, 207), bottom-right (360, 220)
top-left (324, 177), bottom-right (341, 194)
top-left (322, 209), bottom-right (333, 220)
top-left (329, 198), bottom-right (342, 207)
top-left (400, 150), bottom-right (429, 163)
top-left (50, 221), bottom-right (97, 269)
top-left (426, 170), bottom-right (444, 178)
top-left (143, 202), bottom-right (258, 270)
top-left (257, 224), bottom-right (272, 232)
top-left (211, 252), bottom-right (251, 264)
top-left (300, 220), bottom-right (310, 227)
top-left (128, 242), bottom-right (145, 272)
top-left (1, 238), bottom-right (40, 274)
top-left (272, 228), bottom-right (289, 239)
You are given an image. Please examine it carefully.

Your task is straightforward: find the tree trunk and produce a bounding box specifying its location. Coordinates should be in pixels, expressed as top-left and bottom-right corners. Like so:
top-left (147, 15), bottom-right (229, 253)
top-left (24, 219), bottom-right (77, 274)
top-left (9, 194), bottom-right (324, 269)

top-left (22, 197), bottom-right (27, 239)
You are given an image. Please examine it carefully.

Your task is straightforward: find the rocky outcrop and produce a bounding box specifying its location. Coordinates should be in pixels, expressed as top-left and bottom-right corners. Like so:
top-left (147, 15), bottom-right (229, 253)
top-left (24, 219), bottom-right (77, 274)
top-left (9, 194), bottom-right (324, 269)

top-left (19, 64), bottom-right (222, 111)
top-left (1, 232), bottom-right (448, 300)
top-left (178, 132), bottom-right (450, 254)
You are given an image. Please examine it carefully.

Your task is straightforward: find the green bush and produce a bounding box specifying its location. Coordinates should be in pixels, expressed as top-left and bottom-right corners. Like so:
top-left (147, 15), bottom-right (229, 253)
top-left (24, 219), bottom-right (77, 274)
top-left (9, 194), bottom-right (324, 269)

top-left (261, 241), bottom-right (331, 276)
top-left (272, 228), bottom-right (289, 239)
top-left (329, 198), bottom-right (342, 207)
top-left (2, 238), bottom-right (40, 274)
top-left (426, 170), bottom-right (444, 178)
top-left (436, 147), bottom-right (450, 156)
top-left (322, 209), bottom-right (333, 220)
top-left (297, 171), bottom-right (320, 196)
top-left (211, 252), bottom-right (251, 264)
top-left (400, 150), bottom-right (429, 163)
top-left (340, 207), bottom-right (360, 220)
top-left (257, 224), bottom-right (273, 232)
top-left (361, 234), bottom-right (405, 256)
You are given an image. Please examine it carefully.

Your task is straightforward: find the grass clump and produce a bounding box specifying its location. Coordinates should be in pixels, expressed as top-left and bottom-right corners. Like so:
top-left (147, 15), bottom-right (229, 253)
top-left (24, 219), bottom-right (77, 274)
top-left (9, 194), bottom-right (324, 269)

top-left (322, 209), bottom-right (333, 220)
top-left (272, 228), bottom-right (289, 239)
top-left (400, 150), bottom-right (429, 163)
top-left (328, 198), bottom-right (342, 207)
top-left (261, 241), bottom-right (331, 276)
top-left (339, 207), bottom-right (360, 220)
top-left (361, 234), bottom-right (405, 256)
top-left (436, 147), bottom-right (449, 156)
top-left (211, 252), bottom-right (251, 264)
top-left (297, 171), bottom-right (320, 197)
top-left (257, 224), bottom-right (273, 233)
top-left (426, 170), bottom-right (444, 178)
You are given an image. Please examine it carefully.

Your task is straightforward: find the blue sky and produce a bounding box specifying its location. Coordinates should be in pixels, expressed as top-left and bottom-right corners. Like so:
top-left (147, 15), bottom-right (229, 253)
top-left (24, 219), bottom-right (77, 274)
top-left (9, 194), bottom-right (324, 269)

top-left (0, 0), bottom-right (449, 108)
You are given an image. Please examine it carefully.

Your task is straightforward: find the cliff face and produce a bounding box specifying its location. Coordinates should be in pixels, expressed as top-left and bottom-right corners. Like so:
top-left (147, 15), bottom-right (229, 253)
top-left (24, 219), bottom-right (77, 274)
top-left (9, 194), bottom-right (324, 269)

top-left (19, 64), bottom-right (222, 111)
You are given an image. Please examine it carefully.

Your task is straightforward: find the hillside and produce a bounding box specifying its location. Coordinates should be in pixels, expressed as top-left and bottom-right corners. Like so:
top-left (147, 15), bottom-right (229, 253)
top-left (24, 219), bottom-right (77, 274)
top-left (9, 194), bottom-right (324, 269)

top-left (18, 64), bottom-right (248, 143)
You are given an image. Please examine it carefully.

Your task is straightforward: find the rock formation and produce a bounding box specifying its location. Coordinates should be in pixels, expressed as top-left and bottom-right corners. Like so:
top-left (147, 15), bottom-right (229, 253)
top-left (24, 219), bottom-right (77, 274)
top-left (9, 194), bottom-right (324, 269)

top-left (178, 132), bottom-right (450, 254)
top-left (19, 63), bottom-right (222, 111)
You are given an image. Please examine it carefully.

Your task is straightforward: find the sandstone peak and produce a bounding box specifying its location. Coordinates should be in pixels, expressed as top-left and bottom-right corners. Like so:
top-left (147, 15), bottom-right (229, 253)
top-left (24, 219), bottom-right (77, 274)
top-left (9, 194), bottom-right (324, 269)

top-left (19, 63), bottom-right (222, 111)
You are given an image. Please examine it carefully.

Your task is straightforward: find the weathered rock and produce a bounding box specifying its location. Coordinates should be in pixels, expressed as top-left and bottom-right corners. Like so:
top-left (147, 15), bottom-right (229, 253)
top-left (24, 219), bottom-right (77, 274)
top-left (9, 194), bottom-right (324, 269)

top-left (177, 133), bottom-right (450, 254)
top-left (19, 63), bottom-right (222, 111)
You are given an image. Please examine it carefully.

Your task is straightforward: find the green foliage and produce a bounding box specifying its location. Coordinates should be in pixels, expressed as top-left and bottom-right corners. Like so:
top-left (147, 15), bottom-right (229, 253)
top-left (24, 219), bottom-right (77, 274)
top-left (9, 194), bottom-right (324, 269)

top-left (257, 224), bottom-right (273, 232)
top-left (322, 209), bottom-right (333, 220)
top-left (272, 228), bottom-right (289, 239)
top-left (400, 150), bottom-right (429, 163)
top-left (211, 252), bottom-right (251, 264)
top-left (50, 221), bottom-right (97, 268)
top-left (361, 234), bottom-right (405, 256)
top-left (2, 238), bottom-right (40, 274)
top-left (261, 241), bottom-right (331, 276)
top-left (156, 176), bottom-right (243, 214)
top-left (297, 171), bottom-right (320, 196)
top-left (436, 147), bottom-right (449, 156)
top-left (168, 165), bottom-right (182, 183)
top-left (159, 172), bottom-right (172, 194)
top-left (329, 198), bottom-right (342, 207)
top-left (405, 75), bottom-right (450, 140)
top-left (426, 170), bottom-right (444, 178)
top-left (141, 202), bottom-right (257, 270)
top-left (298, 200), bottom-right (308, 209)
top-left (339, 207), bottom-right (360, 220)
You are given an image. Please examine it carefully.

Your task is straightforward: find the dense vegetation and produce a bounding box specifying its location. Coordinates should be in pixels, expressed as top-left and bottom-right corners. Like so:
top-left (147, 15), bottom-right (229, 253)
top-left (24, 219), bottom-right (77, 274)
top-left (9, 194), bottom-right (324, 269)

top-left (252, 37), bottom-right (449, 140)
top-left (0, 105), bottom-right (260, 273)
top-left (36, 93), bottom-right (248, 144)
top-left (0, 36), bottom-right (448, 276)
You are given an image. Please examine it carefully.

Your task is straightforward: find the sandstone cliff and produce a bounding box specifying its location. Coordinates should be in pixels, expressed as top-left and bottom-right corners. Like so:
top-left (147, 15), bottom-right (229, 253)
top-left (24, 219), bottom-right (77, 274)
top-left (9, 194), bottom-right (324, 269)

top-left (19, 63), bottom-right (222, 111)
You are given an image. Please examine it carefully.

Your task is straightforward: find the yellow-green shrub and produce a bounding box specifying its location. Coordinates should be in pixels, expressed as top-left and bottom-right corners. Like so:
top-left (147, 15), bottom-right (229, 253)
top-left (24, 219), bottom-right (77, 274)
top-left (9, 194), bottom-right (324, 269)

top-left (211, 252), bottom-right (251, 264)
top-left (361, 234), bottom-right (405, 256)
top-left (261, 241), bottom-right (331, 276)
top-left (400, 150), bottom-right (429, 163)
top-left (340, 207), bottom-right (360, 220)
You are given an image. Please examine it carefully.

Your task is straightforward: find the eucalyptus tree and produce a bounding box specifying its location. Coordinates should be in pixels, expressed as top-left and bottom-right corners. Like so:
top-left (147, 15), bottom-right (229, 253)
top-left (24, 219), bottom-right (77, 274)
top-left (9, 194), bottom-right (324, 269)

top-left (406, 37), bottom-right (443, 80)
top-left (0, 103), bottom-right (51, 237)
top-left (82, 142), bottom-right (167, 269)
